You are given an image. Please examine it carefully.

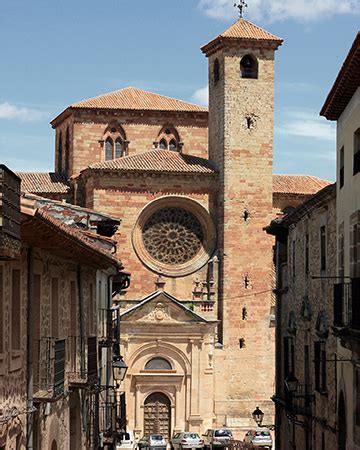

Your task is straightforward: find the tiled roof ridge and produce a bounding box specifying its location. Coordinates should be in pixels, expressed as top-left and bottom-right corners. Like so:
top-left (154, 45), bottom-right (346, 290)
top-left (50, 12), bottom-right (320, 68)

top-left (84, 149), bottom-right (218, 174)
top-left (34, 208), bottom-right (122, 268)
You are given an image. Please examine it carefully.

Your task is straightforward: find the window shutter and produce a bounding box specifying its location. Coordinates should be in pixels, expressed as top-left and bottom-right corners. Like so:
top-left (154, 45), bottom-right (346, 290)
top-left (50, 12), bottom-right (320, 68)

top-left (334, 283), bottom-right (343, 326)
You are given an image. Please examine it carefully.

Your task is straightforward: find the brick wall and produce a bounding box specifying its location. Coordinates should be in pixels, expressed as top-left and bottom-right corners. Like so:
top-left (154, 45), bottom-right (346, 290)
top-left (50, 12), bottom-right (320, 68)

top-left (55, 110), bottom-right (208, 178)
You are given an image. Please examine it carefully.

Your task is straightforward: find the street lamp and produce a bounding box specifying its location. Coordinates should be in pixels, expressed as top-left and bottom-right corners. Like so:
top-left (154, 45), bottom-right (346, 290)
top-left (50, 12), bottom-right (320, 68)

top-left (285, 372), bottom-right (299, 393)
top-left (112, 356), bottom-right (128, 383)
top-left (252, 406), bottom-right (264, 427)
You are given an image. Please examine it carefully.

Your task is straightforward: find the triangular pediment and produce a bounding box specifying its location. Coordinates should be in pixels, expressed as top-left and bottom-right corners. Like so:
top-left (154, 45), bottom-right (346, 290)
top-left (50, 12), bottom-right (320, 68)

top-left (120, 291), bottom-right (209, 324)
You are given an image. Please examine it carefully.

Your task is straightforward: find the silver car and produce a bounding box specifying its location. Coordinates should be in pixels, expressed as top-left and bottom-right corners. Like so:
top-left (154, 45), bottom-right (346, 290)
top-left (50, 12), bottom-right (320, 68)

top-left (171, 432), bottom-right (204, 450)
top-left (243, 428), bottom-right (272, 449)
top-left (202, 429), bottom-right (233, 449)
top-left (138, 434), bottom-right (167, 450)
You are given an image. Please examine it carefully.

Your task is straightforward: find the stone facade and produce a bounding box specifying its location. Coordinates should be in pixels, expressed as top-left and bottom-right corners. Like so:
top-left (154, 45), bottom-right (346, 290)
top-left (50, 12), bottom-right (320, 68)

top-left (320, 34), bottom-right (360, 450)
top-left (268, 184), bottom-right (337, 450)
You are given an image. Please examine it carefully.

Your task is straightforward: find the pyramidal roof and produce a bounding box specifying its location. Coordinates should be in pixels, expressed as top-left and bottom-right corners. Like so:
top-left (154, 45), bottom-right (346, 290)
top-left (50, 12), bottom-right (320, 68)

top-left (51, 87), bottom-right (207, 126)
top-left (201, 18), bottom-right (283, 56)
top-left (70, 87), bottom-right (208, 112)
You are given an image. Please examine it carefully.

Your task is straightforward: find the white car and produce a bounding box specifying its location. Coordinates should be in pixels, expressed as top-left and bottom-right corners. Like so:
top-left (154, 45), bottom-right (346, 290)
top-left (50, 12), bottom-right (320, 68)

top-left (171, 432), bottom-right (204, 450)
top-left (243, 428), bottom-right (272, 449)
top-left (116, 431), bottom-right (137, 450)
top-left (137, 434), bottom-right (167, 450)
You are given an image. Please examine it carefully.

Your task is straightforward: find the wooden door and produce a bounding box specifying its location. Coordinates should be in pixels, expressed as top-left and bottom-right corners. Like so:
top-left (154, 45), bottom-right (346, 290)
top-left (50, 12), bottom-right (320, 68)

top-left (143, 393), bottom-right (171, 438)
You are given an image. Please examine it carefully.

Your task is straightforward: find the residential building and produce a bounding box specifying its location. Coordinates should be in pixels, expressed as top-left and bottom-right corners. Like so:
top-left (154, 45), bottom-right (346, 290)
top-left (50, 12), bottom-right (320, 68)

top-left (320, 32), bottom-right (360, 450)
top-left (0, 165), bottom-right (127, 449)
top-left (267, 183), bottom-right (337, 450)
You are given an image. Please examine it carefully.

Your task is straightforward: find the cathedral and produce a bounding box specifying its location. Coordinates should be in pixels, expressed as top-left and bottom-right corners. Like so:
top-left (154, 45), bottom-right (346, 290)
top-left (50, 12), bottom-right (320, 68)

top-left (19, 18), bottom-right (329, 438)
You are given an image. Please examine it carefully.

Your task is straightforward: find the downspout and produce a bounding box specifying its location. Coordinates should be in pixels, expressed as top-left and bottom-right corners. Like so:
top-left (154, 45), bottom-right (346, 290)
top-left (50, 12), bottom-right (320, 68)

top-left (27, 247), bottom-right (34, 450)
top-left (77, 266), bottom-right (85, 375)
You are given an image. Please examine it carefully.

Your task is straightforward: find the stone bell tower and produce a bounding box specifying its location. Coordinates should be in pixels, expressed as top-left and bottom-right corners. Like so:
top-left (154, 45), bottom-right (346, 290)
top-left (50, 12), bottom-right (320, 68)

top-left (201, 19), bottom-right (283, 426)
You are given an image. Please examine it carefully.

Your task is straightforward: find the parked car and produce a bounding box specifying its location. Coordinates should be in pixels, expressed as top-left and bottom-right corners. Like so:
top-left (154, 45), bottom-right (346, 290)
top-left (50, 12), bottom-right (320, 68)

top-left (138, 433), bottom-right (167, 450)
top-left (202, 429), bottom-right (233, 449)
top-left (243, 428), bottom-right (272, 449)
top-left (171, 432), bottom-right (204, 450)
top-left (116, 431), bottom-right (137, 450)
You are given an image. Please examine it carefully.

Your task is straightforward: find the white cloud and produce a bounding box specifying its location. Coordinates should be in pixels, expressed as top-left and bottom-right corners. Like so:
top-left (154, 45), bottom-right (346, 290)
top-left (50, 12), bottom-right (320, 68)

top-left (0, 102), bottom-right (47, 122)
top-left (192, 86), bottom-right (209, 107)
top-left (198, 0), bottom-right (359, 22)
top-left (277, 108), bottom-right (336, 141)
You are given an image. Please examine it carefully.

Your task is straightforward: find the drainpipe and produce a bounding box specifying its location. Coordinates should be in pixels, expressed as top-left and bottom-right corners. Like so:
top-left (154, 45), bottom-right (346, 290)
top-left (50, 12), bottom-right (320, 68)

top-left (27, 247), bottom-right (34, 450)
top-left (77, 265), bottom-right (86, 375)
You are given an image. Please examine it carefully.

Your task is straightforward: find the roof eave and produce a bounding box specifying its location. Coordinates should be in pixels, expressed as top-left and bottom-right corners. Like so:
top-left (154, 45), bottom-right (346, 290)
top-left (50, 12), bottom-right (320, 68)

top-left (201, 36), bottom-right (283, 57)
top-left (320, 33), bottom-right (360, 121)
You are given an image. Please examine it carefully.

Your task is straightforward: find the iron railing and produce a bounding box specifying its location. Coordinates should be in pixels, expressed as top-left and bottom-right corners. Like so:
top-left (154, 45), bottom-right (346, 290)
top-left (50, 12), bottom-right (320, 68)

top-left (98, 308), bottom-right (119, 347)
top-left (334, 279), bottom-right (360, 329)
top-left (34, 338), bottom-right (66, 399)
top-left (68, 335), bottom-right (98, 386)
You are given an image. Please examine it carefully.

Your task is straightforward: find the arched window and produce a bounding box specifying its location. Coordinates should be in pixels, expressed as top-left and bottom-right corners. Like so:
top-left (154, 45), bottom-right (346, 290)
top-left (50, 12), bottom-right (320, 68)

top-left (105, 138), bottom-right (113, 160)
top-left (103, 123), bottom-right (127, 160)
top-left (214, 58), bottom-right (220, 83)
top-left (169, 139), bottom-right (177, 151)
top-left (159, 139), bottom-right (167, 150)
top-left (58, 132), bottom-right (63, 172)
top-left (145, 357), bottom-right (172, 370)
top-left (240, 54), bottom-right (258, 79)
top-left (115, 139), bottom-right (123, 158)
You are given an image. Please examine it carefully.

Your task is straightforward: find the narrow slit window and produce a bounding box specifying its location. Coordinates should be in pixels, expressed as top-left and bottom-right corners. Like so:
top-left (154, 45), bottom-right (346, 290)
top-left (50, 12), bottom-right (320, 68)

top-left (340, 146), bottom-right (344, 188)
top-left (214, 58), bottom-right (220, 83)
top-left (354, 129), bottom-right (360, 175)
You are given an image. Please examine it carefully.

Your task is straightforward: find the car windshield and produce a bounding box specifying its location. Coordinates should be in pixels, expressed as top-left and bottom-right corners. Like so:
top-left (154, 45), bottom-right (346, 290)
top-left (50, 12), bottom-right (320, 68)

top-left (184, 434), bottom-right (200, 439)
top-left (214, 430), bottom-right (232, 437)
top-left (256, 431), bottom-right (270, 437)
top-left (151, 435), bottom-right (164, 441)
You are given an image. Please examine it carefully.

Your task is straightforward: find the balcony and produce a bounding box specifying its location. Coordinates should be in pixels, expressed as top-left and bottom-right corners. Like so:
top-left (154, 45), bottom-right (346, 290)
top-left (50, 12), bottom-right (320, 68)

top-left (68, 336), bottom-right (98, 387)
top-left (99, 390), bottom-right (119, 444)
top-left (98, 308), bottom-right (119, 347)
top-left (33, 338), bottom-right (66, 401)
top-left (334, 279), bottom-right (360, 340)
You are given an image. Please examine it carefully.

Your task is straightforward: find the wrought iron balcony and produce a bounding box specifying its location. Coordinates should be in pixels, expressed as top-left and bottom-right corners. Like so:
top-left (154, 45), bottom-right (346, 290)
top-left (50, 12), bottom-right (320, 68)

top-left (33, 338), bottom-right (66, 401)
top-left (98, 308), bottom-right (119, 347)
top-left (68, 336), bottom-right (98, 387)
top-left (334, 279), bottom-right (360, 331)
top-left (99, 390), bottom-right (119, 443)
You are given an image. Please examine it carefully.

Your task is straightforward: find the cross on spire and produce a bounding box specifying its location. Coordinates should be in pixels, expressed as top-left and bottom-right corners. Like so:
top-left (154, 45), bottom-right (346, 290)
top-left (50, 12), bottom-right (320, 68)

top-left (234, 0), bottom-right (248, 18)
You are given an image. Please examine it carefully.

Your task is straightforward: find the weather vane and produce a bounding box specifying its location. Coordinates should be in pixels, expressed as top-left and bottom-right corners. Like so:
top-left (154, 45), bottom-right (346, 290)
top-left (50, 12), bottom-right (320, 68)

top-left (234, 0), bottom-right (248, 18)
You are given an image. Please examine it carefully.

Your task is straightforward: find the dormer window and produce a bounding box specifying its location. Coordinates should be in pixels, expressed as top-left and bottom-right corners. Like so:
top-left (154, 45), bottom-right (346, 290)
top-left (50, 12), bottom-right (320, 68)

top-left (240, 54), bottom-right (258, 79)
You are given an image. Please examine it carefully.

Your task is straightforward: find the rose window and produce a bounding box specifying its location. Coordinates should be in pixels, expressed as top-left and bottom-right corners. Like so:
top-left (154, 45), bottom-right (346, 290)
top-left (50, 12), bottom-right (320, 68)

top-left (142, 207), bottom-right (204, 265)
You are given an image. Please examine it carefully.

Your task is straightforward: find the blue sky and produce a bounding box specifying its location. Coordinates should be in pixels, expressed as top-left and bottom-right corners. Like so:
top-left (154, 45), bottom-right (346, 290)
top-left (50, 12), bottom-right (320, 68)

top-left (0, 0), bottom-right (359, 180)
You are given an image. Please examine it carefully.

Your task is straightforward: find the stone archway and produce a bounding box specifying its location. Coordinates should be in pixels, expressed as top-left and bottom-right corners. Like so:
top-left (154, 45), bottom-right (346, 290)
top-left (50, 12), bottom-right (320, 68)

top-left (338, 391), bottom-right (347, 450)
top-left (144, 392), bottom-right (171, 438)
top-left (50, 440), bottom-right (58, 450)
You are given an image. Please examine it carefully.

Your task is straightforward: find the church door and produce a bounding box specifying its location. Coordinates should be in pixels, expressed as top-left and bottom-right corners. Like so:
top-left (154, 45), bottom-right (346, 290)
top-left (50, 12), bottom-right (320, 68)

top-left (143, 393), bottom-right (171, 438)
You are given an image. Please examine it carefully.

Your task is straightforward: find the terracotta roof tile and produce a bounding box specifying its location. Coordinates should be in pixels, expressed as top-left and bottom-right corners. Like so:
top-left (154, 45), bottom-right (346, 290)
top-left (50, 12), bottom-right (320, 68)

top-left (202, 18), bottom-right (283, 55)
top-left (17, 172), bottom-right (70, 194)
top-left (33, 209), bottom-right (122, 269)
top-left (70, 87), bottom-right (207, 113)
top-left (85, 150), bottom-right (218, 174)
top-left (273, 174), bottom-right (330, 195)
